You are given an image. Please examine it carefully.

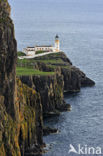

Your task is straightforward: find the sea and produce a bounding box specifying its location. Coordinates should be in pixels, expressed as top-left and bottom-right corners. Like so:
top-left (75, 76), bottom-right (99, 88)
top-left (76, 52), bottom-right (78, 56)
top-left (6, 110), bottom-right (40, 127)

top-left (9, 0), bottom-right (103, 155)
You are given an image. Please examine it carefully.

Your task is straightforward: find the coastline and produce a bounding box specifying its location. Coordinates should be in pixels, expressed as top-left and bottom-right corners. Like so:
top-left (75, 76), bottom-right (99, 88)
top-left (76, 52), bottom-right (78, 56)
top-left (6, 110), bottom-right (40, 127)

top-left (0, 1), bottom-right (95, 155)
top-left (17, 52), bottom-right (95, 155)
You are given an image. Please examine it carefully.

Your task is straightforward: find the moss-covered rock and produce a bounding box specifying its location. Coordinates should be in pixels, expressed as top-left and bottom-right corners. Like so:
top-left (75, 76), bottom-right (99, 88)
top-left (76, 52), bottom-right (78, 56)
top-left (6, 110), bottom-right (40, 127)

top-left (0, 1), bottom-right (95, 155)
top-left (0, 79), bottom-right (43, 156)
top-left (19, 71), bottom-right (70, 117)
top-left (18, 52), bottom-right (95, 117)
top-left (18, 52), bottom-right (95, 93)
top-left (16, 79), bottom-right (43, 155)
top-left (0, 1), bottom-right (43, 155)
top-left (0, 0), bottom-right (17, 117)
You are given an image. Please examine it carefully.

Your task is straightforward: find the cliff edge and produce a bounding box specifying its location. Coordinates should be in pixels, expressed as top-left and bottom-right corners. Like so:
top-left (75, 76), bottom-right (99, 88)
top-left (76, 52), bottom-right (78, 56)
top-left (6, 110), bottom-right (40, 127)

top-left (0, 0), bottom-right (95, 155)
top-left (0, 1), bottom-right (43, 155)
top-left (17, 52), bottom-right (95, 117)
top-left (0, 0), bottom-right (17, 117)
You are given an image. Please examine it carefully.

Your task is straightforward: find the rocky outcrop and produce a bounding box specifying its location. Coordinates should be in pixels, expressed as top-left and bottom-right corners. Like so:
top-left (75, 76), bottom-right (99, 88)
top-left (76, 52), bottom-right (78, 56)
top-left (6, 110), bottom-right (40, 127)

top-left (19, 72), bottom-right (70, 117)
top-left (0, 79), bottom-right (43, 156)
top-left (18, 52), bottom-right (95, 116)
top-left (43, 127), bottom-right (58, 136)
top-left (0, 1), bottom-right (95, 155)
top-left (0, 0), bottom-right (11, 16)
top-left (16, 79), bottom-right (43, 155)
top-left (61, 67), bottom-right (81, 92)
top-left (61, 66), bottom-right (95, 93)
top-left (0, 0), bottom-right (17, 117)
top-left (0, 1), bottom-right (43, 155)
top-left (31, 52), bottom-right (95, 93)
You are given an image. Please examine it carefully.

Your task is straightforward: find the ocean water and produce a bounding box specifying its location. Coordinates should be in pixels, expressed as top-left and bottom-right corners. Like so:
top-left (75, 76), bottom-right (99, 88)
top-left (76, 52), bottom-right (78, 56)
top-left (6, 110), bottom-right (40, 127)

top-left (9, 0), bottom-right (103, 155)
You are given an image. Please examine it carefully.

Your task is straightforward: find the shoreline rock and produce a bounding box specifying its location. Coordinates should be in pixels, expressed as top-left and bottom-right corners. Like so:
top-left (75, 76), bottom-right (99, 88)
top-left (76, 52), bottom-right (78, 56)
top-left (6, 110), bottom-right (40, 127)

top-left (19, 52), bottom-right (95, 119)
top-left (81, 77), bottom-right (95, 87)
top-left (43, 127), bottom-right (59, 136)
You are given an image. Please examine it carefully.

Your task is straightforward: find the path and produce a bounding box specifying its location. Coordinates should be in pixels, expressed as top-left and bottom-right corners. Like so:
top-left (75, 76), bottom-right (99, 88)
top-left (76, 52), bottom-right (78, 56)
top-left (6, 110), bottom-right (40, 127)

top-left (18, 51), bottom-right (60, 59)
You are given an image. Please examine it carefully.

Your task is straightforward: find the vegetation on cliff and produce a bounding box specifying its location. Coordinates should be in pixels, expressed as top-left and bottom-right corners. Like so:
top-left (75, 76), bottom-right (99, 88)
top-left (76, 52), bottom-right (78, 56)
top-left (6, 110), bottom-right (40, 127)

top-left (0, 79), bottom-right (43, 156)
top-left (17, 52), bottom-right (95, 117)
top-left (17, 52), bottom-right (95, 92)
top-left (17, 52), bottom-right (26, 57)
top-left (17, 52), bottom-right (71, 68)
top-left (0, 0), bottom-right (95, 155)
top-left (0, 0), bottom-right (17, 117)
top-left (16, 67), bottom-right (55, 76)
top-left (0, 1), bottom-right (43, 155)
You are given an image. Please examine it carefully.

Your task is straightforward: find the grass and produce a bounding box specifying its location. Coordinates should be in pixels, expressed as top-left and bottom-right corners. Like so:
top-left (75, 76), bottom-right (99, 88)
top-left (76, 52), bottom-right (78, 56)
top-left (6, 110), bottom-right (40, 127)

top-left (17, 52), bottom-right (70, 73)
top-left (17, 58), bottom-right (32, 64)
top-left (16, 67), bottom-right (55, 76)
top-left (38, 59), bottom-right (63, 64)
top-left (17, 51), bottom-right (26, 56)
top-left (35, 50), bottom-right (49, 54)
top-left (17, 57), bottom-right (63, 65)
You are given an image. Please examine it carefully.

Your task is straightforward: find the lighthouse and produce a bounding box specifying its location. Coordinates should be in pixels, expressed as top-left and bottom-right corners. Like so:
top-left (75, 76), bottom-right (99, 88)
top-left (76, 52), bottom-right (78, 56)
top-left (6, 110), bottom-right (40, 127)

top-left (23, 35), bottom-right (60, 56)
top-left (55, 35), bottom-right (60, 52)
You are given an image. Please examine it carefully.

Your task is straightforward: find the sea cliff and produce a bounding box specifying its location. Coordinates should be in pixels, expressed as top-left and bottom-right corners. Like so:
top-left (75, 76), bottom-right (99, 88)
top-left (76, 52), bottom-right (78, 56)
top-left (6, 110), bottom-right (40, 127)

top-left (18, 52), bottom-right (95, 118)
top-left (0, 1), bottom-right (43, 155)
top-left (0, 0), bottom-right (95, 156)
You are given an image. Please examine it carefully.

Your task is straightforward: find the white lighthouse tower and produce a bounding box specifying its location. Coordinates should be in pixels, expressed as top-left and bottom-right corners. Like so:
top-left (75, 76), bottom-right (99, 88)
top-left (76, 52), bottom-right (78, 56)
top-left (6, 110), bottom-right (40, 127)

top-left (55, 35), bottom-right (60, 52)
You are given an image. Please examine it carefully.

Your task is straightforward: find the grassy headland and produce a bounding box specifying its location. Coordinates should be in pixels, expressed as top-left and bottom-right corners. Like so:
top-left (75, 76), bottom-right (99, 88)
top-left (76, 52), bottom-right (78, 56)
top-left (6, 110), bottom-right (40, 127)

top-left (17, 52), bottom-right (72, 76)
top-left (16, 67), bottom-right (55, 76)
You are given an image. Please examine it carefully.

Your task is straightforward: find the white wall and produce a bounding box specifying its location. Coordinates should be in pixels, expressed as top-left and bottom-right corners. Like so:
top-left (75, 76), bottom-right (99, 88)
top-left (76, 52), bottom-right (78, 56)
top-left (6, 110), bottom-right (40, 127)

top-left (26, 51), bottom-right (35, 56)
top-left (35, 47), bottom-right (54, 51)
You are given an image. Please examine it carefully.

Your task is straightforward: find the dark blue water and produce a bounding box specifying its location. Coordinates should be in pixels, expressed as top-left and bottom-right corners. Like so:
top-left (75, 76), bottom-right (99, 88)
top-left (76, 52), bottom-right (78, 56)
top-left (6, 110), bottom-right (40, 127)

top-left (9, 0), bottom-right (103, 155)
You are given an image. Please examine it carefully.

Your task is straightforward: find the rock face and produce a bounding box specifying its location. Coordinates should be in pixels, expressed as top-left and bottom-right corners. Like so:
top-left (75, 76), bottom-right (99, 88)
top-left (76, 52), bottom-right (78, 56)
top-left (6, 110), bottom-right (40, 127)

top-left (0, 1), bottom-right (43, 155)
top-left (19, 72), bottom-right (69, 117)
top-left (62, 66), bottom-right (95, 93)
top-left (61, 67), bottom-right (81, 92)
top-left (0, 79), bottom-right (43, 156)
top-left (0, 1), bottom-right (95, 155)
top-left (15, 79), bottom-right (43, 155)
top-left (18, 52), bottom-right (95, 116)
top-left (32, 52), bottom-right (95, 92)
top-left (0, 0), bottom-right (17, 117)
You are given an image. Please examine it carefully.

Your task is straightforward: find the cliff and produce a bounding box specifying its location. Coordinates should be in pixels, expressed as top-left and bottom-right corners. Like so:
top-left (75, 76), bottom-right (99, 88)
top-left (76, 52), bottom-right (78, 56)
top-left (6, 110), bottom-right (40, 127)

top-left (0, 0), bottom-right (17, 117)
top-left (0, 0), bottom-right (95, 155)
top-left (0, 79), bottom-right (43, 156)
top-left (32, 52), bottom-right (95, 92)
top-left (15, 79), bottom-right (43, 155)
top-left (19, 72), bottom-right (70, 117)
top-left (17, 52), bottom-right (95, 116)
top-left (0, 1), bottom-right (43, 155)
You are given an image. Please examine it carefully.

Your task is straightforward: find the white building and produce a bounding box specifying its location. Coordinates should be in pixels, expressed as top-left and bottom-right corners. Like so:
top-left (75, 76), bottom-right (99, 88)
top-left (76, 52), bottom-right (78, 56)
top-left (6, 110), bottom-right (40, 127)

top-left (23, 35), bottom-right (60, 56)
